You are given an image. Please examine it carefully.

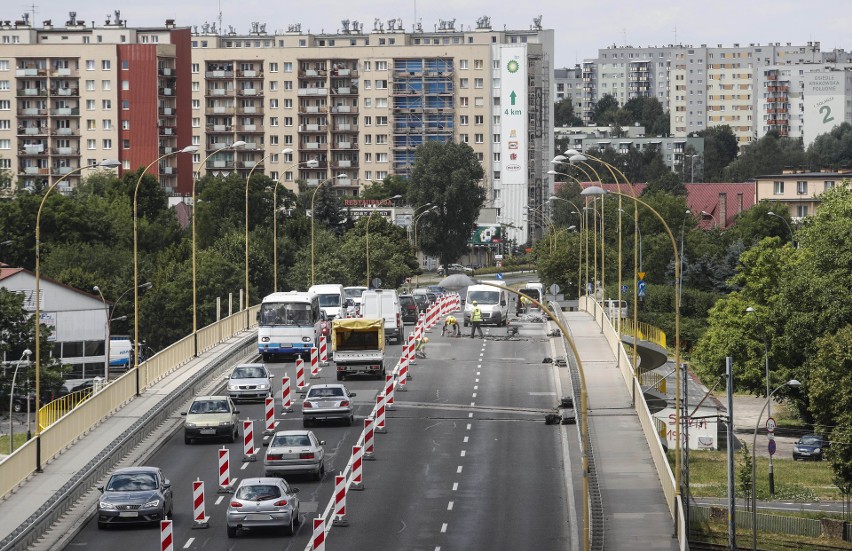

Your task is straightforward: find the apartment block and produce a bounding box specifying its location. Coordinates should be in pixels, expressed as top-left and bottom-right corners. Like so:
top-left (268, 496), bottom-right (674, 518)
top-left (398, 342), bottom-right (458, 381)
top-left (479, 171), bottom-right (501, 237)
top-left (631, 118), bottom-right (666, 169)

top-left (0, 12), bottom-right (193, 195)
top-left (754, 170), bottom-right (849, 220)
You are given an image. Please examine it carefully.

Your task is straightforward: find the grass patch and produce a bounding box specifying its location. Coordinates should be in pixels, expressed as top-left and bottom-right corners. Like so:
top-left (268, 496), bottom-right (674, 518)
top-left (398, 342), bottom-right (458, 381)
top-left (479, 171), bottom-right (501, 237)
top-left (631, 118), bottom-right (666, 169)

top-left (0, 432), bottom-right (33, 454)
top-left (676, 450), bottom-right (842, 501)
top-left (691, 522), bottom-right (852, 550)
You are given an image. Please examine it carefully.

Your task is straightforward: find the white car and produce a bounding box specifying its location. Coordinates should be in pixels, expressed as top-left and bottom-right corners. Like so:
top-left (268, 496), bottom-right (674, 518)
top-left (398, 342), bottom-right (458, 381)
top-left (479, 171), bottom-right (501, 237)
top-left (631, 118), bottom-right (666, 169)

top-left (226, 477), bottom-right (300, 537)
top-left (227, 363), bottom-right (273, 402)
top-left (302, 383), bottom-right (356, 427)
top-left (264, 430), bottom-right (326, 480)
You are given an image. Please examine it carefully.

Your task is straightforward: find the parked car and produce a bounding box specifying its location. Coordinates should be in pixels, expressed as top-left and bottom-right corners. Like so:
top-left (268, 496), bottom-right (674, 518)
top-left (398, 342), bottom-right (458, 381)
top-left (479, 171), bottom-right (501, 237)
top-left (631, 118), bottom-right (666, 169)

top-left (411, 293), bottom-right (430, 314)
top-left (302, 383), bottom-right (356, 427)
top-left (264, 430), bottom-right (326, 480)
top-left (438, 264), bottom-right (473, 276)
top-left (226, 363), bottom-right (273, 402)
top-left (226, 477), bottom-right (300, 537)
top-left (182, 395), bottom-right (239, 444)
top-left (399, 294), bottom-right (419, 324)
top-left (793, 434), bottom-right (825, 461)
top-left (97, 466), bottom-right (173, 529)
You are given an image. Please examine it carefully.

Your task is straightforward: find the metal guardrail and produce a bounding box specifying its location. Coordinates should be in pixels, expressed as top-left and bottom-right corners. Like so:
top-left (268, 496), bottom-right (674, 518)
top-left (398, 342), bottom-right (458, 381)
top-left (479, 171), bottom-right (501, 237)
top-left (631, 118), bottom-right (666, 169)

top-left (0, 332), bottom-right (257, 551)
top-left (37, 388), bottom-right (93, 431)
top-left (621, 318), bottom-right (667, 349)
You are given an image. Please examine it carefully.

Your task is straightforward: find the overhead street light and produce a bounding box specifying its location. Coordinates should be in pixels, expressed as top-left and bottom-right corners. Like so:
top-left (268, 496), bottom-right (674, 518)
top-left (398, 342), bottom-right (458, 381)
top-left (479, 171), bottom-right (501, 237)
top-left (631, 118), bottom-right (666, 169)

top-left (767, 211), bottom-right (796, 248)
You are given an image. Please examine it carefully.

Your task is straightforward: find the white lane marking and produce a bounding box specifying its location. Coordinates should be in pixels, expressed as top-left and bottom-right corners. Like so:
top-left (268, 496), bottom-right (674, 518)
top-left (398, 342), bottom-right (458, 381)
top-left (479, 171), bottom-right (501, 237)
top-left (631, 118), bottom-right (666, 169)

top-left (215, 496), bottom-right (224, 505)
top-left (475, 378), bottom-right (479, 383)
top-left (452, 482), bottom-right (459, 491)
top-left (460, 450), bottom-right (466, 457)
top-left (468, 412), bottom-right (473, 418)
top-left (447, 501), bottom-right (454, 511)
top-left (441, 523), bottom-right (448, 533)
top-left (476, 370), bottom-right (481, 375)
top-left (184, 537), bottom-right (195, 548)
top-left (466, 423), bottom-right (471, 430)
top-left (479, 353), bottom-right (484, 357)
top-left (474, 385), bottom-right (478, 390)
top-left (472, 392), bottom-right (477, 398)
top-left (470, 402), bottom-right (475, 406)
top-left (463, 436), bottom-right (469, 443)
top-left (457, 465), bottom-right (463, 474)
top-left (240, 462), bottom-right (250, 470)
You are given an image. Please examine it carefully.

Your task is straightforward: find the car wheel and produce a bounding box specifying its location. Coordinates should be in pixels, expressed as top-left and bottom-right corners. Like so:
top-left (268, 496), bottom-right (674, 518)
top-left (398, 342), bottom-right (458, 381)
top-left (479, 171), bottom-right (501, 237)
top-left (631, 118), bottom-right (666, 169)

top-left (336, 372), bottom-right (344, 381)
top-left (283, 515), bottom-right (295, 536)
top-left (227, 525), bottom-right (237, 538)
top-left (184, 435), bottom-right (193, 445)
top-left (346, 414), bottom-right (354, 426)
top-left (13, 401), bottom-right (23, 413)
top-left (314, 462), bottom-right (324, 481)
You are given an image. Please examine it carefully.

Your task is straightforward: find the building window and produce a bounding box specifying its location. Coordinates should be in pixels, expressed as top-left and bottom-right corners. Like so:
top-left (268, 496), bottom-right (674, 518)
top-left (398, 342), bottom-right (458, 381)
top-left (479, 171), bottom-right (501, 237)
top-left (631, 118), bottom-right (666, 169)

top-left (460, 60), bottom-right (468, 70)
top-left (824, 180), bottom-right (835, 191)
top-left (377, 152), bottom-right (388, 163)
top-left (122, 120), bottom-right (130, 130)
top-left (122, 139), bottom-right (130, 149)
top-left (270, 98), bottom-right (278, 108)
top-left (460, 133), bottom-right (469, 143)
top-left (773, 181), bottom-right (784, 195)
top-left (86, 80), bottom-right (96, 91)
top-left (375, 79), bottom-right (388, 89)
top-left (460, 97), bottom-right (469, 107)
top-left (796, 205), bottom-right (808, 218)
top-left (192, 99), bottom-right (200, 109)
top-left (796, 181), bottom-right (807, 195)
top-left (376, 116), bottom-right (387, 126)
top-left (284, 116), bottom-right (293, 126)
top-left (474, 78), bottom-right (484, 88)
top-left (102, 99), bottom-right (112, 110)
top-left (474, 115), bottom-right (484, 125)
top-left (103, 139), bottom-right (112, 149)
top-left (376, 61), bottom-right (388, 71)
top-left (474, 60), bottom-right (484, 69)
top-left (101, 60), bottom-right (111, 70)
top-left (283, 62), bottom-right (293, 72)
top-left (269, 62), bottom-right (278, 72)
top-left (86, 60), bottom-right (95, 70)
top-left (270, 117), bottom-right (279, 127)
top-left (459, 115), bottom-right (468, 125)
top-left (102, 119), bottom-right (112, 130)
top-left (284, 99), bottom-right (292, 108)
top-left (191, 63), bottom-right (199, 73)
top-left (475, 133), bottom-right (484, 143)
top-left (376, 134), bottom-right (388, 144)
top-left (191, 117), bottom-right (200, 127)
top-left (460, 78), bottom-right (469, 89)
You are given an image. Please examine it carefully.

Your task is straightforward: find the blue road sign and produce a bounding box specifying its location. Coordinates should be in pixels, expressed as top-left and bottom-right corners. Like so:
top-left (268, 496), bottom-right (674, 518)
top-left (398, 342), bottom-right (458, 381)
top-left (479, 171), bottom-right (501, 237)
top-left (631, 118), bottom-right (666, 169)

top-left (587, 282), bottom-right (593, 294)
top-left (621, 284), bottom-right (628, 294)
top-left (495, 273), bottom-right (504, 280)
top-left (768, 439), bottom-right (776, 456)
top-left (638, 280), bottom-right (646, 298)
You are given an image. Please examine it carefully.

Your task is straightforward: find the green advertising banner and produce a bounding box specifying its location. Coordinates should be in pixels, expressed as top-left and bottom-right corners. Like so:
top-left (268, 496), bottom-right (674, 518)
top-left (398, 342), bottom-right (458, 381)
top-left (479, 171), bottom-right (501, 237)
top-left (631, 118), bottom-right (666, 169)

top-left (468, 225), bottom-right (503, 245)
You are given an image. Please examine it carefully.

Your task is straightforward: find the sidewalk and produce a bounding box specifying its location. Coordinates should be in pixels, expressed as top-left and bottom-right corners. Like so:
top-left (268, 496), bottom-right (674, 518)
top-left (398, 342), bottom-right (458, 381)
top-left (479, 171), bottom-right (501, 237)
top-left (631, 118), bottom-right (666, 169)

top-left (0, 332), bottom-right (255, 549)
top-left (562, 311), bottom-right (679, 551)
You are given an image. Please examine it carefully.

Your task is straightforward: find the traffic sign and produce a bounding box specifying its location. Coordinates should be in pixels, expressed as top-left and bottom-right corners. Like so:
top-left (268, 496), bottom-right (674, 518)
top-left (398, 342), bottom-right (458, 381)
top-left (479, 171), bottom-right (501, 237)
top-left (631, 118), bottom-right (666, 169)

top-left (495, 273), bottom-right (504, 280)
top-left (766, 417), bottom-right (776, 433)
top-left (637, 280), bottom-right (646, 298)
top-left (371, 277), bottom-right (382, 288)
top-left (621, 284), bottom-right (628, 294)
top-left (549, 283), bottom-right (560, 295)
top-left (638, 272), bottom-right (646, 280)
top-left (768, 439), bottom-right (776, 456)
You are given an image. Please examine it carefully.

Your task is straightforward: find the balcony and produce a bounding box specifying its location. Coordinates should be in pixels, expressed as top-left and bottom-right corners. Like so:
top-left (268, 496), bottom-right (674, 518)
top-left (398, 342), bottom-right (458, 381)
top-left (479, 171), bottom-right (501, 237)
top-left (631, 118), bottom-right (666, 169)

top-left (52, 147), bottom-right (79, 155)
top-left (334, 141), bottom-right (353, 149)
top-left (207, 106), bottom-right (235, 115)
top-left (51, 108), bottom-right (80, 116)
top-left (238, 106), bottom-right (261, 115)
top-left (208, 124), bottom-right (233, 132)
top-left (301, 105), bottom-right (326, 114)
top-left (159, 126), bottom-right (176, 135)
top-left (239, 88), bottom-right (258, 96)
top-left (207, 88), bottom-right (235, 97)
top-left (17, 88), bottom-right (47, 97)
top-left (161, 166), bottom-right (174, 174)
top-left (207, 161), bottom-right (236, 169)
top-left (331, 105), bottom-right (355, 114)
top-left (159, 67), bottom-right (173, 76)
top-left (206, 70), bottom-right (234, 78)
top-left (302, 143), bottom-right (328, 151)
top-left (298, 88), bottom-right (328, 96)
top-left (236, 124), bottom-right (262, 132)
top-left (335, 160), bottom-right (352, 168)
top-left (16, 68), bottom-right (44, 77)
top-left (300, 69), bottom-right (327, 77)
top-left (52, 128), bottom-right (80, 136)
top-left (54, 87), bottom-right (79, 97)
top-left (20, 145), bottom-right (46, 156)
top-left (18, 126), bottom-right (48, 136)
top-left (159, 88), bottom-right (174, 96)
top-left (237, 70), bottom-right (263, 78)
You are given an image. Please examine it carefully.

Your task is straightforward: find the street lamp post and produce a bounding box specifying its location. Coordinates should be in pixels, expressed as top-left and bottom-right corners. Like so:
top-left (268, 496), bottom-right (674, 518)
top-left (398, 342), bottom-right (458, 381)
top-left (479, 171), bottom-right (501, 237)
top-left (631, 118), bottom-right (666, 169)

top-left (273, 158), bottom-right (319, 291)
top-left (9, 349), bottom-right (32, 454)
top-left (701, 210), bottom-right (717, 229)
top-left (34, 159), bottom-right (120, 471)
top-left (752, 380), bottom-right (801, 550)
top-left (95, 283), bottom-right (151, 384)
top-left (767, 211), bottom-right (796, 248)
top-left (134, 145), bottom-right (197, 390)
top-left (746, 306), bottom-right (776, 497)
top-left (310, 174), bottom-right (346, 285)
top-left (365, 195), bottom-right (402, 288)
top-left (192, 141), bottom-right (245, 355)
top-left (413, 205), bottom-right (439, 286)
top-left (683, 154), bottom-right (698, 183)
top-left (581, 184), bottom-right (683, 497)
top-left (549, 195), bottom-right (584, 300)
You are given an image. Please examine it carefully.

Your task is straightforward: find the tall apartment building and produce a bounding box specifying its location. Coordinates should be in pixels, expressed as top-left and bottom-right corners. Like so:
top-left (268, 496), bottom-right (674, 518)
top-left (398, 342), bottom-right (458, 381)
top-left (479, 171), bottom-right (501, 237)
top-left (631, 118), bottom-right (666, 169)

top-left (0, 12), bottom-right (193, 195)
top-left (554, 65), bottom-right (583, 116)
top-left (188, 16), bottom-right (554, 245)
top-left (0, 13), bottom-right (555, 245)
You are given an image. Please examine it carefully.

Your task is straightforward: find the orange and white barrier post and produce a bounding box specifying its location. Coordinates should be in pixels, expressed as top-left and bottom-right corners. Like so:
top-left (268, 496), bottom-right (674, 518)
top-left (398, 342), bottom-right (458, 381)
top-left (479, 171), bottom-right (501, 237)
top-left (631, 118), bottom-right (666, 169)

top-left (192, 478), bottom-right (209, 528)
top-left (332, 474), bottom-right (349, 526)
top-left (364, 417), bottom-right (376, 460)
top-left (397, 354), bottom-right (408, 391)
top-left (311, 517), bottom-right (325, 551)
top-left (319, 335), bottom-right (329, 365)
top-left (407, 333), bottom-right (417, 371)
top-left (375, 392), bottom-right (387, 433)
top-left (264, 397), bottom-right (275, 435)
top-left (160, 519), bottom-right (174, 551)
top-left (242, 419), bottom-right (256, 462)
top-left (217, 447), bottom-right (232, 493)
top-left (384, 374), bottom-right (395, 410)
top-left (351, 445), bottom-right (364, 490)
top-left (296, 355), bottom-right (307, 393)
top-left (310, 346), bottom-right (320, 379)
top-left (281, 376), bottom-right (293, 413)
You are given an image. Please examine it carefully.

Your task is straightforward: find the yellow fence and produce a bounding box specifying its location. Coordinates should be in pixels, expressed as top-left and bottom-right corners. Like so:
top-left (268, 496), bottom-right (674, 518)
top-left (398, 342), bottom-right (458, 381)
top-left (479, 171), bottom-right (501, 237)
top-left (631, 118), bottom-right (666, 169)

top-left (1, 306), bottom-right (259, 499)
top-left (621, 318), bottom-right (667, 349)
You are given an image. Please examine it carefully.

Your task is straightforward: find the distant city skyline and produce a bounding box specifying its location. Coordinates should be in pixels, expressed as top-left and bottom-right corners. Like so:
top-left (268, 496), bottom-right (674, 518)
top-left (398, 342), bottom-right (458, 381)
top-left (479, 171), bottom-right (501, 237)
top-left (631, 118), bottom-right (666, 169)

top-left (6, 0), bottom-right (851, 67)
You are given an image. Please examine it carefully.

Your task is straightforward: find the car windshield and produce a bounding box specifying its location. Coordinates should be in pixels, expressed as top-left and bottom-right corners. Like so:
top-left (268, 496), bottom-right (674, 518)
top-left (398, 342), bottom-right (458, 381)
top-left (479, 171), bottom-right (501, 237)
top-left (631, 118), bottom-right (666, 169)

top-left (189, 400), bottom-right (230, 414)
top-left (259, 302), bottom-right (312, 326)
top-left (236, 484), bottom-right (281, 501)
top-left (344, 288), bottom-right (365, 300)
top-left (800, 435), bottom-right (822, 445)
top-left (272, 434), bottom-right (312, 447)
top-left (318, 294), bottom-right (340, 307)
top-left (308, 387), bottom-right (344, 399)
top-left (107, 472), bottom-right (158, 492)
top-left (232, 366), bottom-right (266, 379)
top-left (400, 297), bottom-right (415, 307)
top-left (468, 290), bottom-right (500, 305)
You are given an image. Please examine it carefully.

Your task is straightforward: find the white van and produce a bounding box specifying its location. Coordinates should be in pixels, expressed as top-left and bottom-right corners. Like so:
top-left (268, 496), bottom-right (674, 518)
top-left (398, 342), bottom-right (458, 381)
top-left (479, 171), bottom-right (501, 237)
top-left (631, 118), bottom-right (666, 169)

top-left (463, 283), bottom-right (509, 327)
top-left (604, 299), bottom-right (628, 320)
top-left (343, 286), bottom-right (368, 316)
top-left (360, 289), bottom-right (402, 344)
top-left (517, 282), bottom-right (544, 314)
top-left (308, 284), bottom-right (345, 320)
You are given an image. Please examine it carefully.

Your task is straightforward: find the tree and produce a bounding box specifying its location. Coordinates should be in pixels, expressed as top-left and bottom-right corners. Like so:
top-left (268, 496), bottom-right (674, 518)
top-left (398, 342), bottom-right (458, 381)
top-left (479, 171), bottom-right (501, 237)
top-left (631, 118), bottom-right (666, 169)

top-left (359, 175), bottom-right (409, 201)
top-left (723, 132), bottom-right (808, 182)
top-left (591, 94), bottom-right (619, 126)
top-left (808, 326), bottom-right (852, 431)
top-left (623, 96), bottom-right (669, 136)
top-left (825, 424), bottom-right (852, 519)
top-left (808, 122), bottom-right (852, 169)
top-left (694, 125), bottom-right (738, 182)
top-left (554, 97), bottom-right (583, 127)
top-left (738, 441), bottom-right (753, 503)
top-left (407, 141), bottom-right (485, 271)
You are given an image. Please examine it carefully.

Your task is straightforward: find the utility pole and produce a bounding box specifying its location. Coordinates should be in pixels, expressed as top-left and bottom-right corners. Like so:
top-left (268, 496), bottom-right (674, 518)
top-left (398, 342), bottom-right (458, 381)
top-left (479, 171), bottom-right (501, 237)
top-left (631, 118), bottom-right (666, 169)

top-left (726, 357), bottom-right (736, 551)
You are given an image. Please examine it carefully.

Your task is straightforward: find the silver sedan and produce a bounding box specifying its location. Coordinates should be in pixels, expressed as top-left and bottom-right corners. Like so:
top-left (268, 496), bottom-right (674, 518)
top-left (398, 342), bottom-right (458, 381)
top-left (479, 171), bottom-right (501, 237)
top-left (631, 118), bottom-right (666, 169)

top-left (226, 363), bottom-right (273, 402)
top-left (264, 430), bottom-right (326, 480)
top-left (302, 383), bottom-right (356, 427)
top-left (226, 477), bottom-right (300, 537)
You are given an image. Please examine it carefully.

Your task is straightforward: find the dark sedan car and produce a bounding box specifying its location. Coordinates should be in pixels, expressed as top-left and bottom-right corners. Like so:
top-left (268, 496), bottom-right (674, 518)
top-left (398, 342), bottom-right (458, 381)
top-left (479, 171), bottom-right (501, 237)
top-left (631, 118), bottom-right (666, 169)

top-left (793, 434), bottom-right (825, 461)
top-left (412, 294), bottom-right (429, 313)
top-left (97, 466), bottom-right (173, 528)
top-left (399, 294), bottom-right (419, 324)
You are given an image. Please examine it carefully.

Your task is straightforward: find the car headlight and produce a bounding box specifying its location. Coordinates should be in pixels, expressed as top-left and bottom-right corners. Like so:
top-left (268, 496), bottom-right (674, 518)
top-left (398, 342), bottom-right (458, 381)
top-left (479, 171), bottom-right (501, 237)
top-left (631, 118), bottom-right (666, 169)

top-left (185, 422), bottom-right (197, 428)
top-left (258, 383), bottom-right (269, 390)
top-left (814, 448), bottom-right (822, 453)
top-left (219, 421), bottom-right (233, 427)
top-left (261, 337), bottom-right (270, 343)
top-left (144, 498), bottom-right (161, 508)
top-left (302, 336), bottom-right (312, 342)
top-left (227, 384), bottom-right (237, 391)
top-left (99, 501), bottom-right (117, 510)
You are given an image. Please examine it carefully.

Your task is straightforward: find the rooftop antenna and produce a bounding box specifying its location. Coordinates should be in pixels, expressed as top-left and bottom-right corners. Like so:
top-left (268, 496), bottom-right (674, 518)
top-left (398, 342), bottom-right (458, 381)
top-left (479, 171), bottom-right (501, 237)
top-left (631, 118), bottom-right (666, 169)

top-left (674, 26), bottom-right (678, 45)
top-left (25, 3), bottom-right (38, 25)
top-left (218, 0), bottom-right (222, 36)
top-left (622, 28), bottom-right (626, 46)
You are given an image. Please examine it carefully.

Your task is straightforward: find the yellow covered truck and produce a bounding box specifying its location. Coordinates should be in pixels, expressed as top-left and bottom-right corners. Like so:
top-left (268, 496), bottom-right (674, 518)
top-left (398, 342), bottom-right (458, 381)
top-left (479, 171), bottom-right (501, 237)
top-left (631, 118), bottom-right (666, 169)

top-left (331, 318), bottom-right (386, 381)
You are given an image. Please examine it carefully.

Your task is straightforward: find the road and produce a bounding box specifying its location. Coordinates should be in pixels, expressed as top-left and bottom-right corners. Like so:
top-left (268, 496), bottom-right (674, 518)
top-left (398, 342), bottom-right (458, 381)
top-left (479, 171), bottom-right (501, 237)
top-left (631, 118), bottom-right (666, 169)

top-left (62, 316), bottom-right (578, 550)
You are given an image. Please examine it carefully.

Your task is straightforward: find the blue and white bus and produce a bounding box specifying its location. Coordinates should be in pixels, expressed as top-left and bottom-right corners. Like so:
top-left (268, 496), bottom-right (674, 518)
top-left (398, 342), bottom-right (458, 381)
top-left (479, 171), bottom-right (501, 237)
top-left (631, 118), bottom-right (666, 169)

top-left (257, 291), bottom-right (323, 361)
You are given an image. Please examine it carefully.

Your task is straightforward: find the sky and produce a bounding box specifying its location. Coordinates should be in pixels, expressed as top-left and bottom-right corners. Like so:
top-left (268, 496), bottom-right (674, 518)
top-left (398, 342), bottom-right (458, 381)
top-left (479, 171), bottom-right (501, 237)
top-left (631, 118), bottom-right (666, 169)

top-left (7, 0), bottom-right (852, 67)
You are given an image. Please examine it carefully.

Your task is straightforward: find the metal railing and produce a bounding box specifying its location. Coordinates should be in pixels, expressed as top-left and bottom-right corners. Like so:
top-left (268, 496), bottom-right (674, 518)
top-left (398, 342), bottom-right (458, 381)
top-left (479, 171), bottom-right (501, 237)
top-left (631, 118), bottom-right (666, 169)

top-left (621, 318), bottom-right (667, 349)
top-left (37, 388), bottom-right (93, 431)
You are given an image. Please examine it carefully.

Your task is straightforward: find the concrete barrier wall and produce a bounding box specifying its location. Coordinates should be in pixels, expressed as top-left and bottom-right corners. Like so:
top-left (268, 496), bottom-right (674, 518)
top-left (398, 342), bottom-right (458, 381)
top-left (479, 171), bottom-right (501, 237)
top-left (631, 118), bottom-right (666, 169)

top-left (0, 306), bottom-right (259, 499)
